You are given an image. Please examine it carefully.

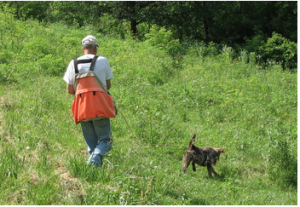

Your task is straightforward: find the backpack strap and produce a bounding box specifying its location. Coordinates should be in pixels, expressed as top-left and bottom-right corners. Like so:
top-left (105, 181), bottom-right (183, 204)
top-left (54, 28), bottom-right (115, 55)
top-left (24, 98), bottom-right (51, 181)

top-left (74, 59), bottom-right (79, 74)
top-left (73, 56), bottom-right (98, 74)
top-left (89, 56), bottom-right (98, 71)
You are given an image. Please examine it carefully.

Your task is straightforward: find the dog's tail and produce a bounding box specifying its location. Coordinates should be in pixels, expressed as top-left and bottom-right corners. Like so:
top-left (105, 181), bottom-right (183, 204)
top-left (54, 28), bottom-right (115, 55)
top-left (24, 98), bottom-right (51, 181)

top-left (188, 134), bottom-right (196, 150)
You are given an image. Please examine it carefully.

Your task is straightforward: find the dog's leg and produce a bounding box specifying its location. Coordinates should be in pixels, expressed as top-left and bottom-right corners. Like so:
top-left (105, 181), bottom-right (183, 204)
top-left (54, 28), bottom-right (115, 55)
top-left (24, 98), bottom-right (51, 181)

top-left (207, 163), bottom-right (213, 177)
top-left (211, 166), bottom-right (219, 176)
top-left (192, 161), bottom-right (196, 172)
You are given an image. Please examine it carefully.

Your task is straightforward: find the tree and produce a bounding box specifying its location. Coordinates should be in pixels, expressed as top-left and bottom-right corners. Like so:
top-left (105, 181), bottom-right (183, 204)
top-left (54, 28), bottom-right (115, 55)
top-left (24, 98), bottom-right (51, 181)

top-left (51, 1), bottom-right (102, 27)
top-left (1, 1), bottom-right (297, 45)
top-left (0, 1), bottom-right (51, 22)
top-left (100, 1), bottom-right (158, 35)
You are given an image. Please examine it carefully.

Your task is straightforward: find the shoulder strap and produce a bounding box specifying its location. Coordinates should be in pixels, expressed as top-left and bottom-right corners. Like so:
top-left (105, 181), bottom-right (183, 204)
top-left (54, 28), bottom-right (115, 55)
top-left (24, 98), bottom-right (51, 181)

top-left (89, 56), bottom-right (98, 71)
top-left (73, 59), bottom-right (79, 74)
top-left (73, 56), bottom-right (98, 74)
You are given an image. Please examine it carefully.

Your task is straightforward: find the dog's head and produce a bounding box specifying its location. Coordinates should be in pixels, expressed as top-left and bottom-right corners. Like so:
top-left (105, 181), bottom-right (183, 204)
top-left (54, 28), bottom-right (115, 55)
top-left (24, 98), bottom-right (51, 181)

top-left (217, 148), bottom-right (225, 153)
top-left (211, 147), bottom-right (225, 165)
top-left (182, 134), bottom-right (197, 172)
top-left (184, 133), bottom-right (197, 161)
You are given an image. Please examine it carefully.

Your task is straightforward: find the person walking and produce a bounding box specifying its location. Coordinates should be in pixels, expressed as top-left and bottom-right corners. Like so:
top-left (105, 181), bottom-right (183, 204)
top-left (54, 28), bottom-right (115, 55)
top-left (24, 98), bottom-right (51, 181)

top-left (63, 35), bottom-right (114, 166)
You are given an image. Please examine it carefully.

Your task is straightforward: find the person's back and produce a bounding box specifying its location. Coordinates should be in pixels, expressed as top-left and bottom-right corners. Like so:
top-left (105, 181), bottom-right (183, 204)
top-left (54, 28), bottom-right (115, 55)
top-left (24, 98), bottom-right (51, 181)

top-left (64, 54), bottom-right (113, 91)
top-left (63, 35), bottom-right (114, 167)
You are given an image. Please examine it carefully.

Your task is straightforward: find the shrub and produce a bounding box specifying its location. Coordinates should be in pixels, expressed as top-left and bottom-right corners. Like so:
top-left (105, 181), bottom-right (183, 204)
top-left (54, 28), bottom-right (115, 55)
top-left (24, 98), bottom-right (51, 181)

top-left (243, 33), bottom-right (267, 53)
top-left (204, 41), bottom-right (219, 57)
top-left (268, 139), bottom-right (297, 187)
top-left (258, 33), bottom-right (297, 70)
top-left (221, 45), bottom-right (235, 63)
top-left (239, 50), bottom-right (248, 64)
top-left (145, 25), bottom-right (185, 68)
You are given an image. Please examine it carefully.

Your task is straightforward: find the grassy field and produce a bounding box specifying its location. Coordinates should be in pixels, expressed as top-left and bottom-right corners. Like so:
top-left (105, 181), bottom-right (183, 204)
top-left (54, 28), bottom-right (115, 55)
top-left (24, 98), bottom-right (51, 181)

top-left (0, 11), bottom-right (297, 205)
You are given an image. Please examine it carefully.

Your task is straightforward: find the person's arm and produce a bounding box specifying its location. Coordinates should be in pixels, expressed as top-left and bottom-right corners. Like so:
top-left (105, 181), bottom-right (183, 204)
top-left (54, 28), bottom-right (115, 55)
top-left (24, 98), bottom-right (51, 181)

top-left (106, 79), bottom-right (111, 90)
top-left (67, 84), bottom-right (75, 95)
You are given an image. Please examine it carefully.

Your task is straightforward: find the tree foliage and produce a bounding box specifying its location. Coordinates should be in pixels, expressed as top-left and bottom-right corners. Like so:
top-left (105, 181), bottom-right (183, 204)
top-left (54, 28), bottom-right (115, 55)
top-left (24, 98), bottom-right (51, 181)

top-left (258, 33), bottom-right (297, 70)
top-left (99, 1), bottom-right (158, 35)
top-left (0, 1), bottom-right (51, 22)
top-left (1, 1), bottom-right (296, 42)
top-left (0, 1), bottom-right (297, 69)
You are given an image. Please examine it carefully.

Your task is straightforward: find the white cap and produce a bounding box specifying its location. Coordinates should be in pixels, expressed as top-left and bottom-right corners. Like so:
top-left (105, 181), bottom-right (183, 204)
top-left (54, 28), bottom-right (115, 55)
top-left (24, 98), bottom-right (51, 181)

top-left (82, 35), bottom-right (98, 46)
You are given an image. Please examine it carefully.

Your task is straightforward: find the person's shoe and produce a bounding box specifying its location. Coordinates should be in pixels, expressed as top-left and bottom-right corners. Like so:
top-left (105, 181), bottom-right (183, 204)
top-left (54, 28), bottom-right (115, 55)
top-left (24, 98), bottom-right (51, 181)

top-left (89, 161), bottom-right (99, 167)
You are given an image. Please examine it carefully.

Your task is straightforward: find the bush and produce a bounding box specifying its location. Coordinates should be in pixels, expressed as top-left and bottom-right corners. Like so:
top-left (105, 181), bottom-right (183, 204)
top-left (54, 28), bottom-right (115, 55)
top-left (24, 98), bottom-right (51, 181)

top-left (258, 33), bottom-right (297, 70)
top-left (204, 41), bottom-right (219, 57)
top-left (145, 25), bottom-right (185, 68)
top-left (221, 45), bottom-right (235, 63)
top-left (268, 139), bottom-right (297, 187)
top-left (243, 33), bottom-right (267, 53)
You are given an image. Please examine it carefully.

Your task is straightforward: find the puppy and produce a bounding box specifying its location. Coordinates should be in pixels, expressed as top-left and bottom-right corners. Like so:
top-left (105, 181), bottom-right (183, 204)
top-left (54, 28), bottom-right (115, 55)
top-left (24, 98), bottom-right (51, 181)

top-left (182, 134), bottom-right (225, 177)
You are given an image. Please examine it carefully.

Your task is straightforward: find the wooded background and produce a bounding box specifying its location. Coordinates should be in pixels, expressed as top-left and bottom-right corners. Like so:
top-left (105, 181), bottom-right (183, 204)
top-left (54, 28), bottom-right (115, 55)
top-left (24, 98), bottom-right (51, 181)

top-left (1, 1), bottom-right (297, 44)
top-left (0, 1), bottom-right (297, 70)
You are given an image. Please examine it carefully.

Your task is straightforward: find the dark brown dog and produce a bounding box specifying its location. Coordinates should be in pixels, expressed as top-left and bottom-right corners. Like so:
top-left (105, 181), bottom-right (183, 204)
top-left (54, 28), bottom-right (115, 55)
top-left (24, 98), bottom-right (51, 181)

top-left (182, 134), bottom-right (225, 177)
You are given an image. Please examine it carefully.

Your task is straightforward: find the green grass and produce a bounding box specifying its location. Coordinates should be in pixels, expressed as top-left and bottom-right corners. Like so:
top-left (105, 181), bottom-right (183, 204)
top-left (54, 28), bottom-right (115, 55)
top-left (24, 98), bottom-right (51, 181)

top-left (0, 11), bottom-right (297, 204)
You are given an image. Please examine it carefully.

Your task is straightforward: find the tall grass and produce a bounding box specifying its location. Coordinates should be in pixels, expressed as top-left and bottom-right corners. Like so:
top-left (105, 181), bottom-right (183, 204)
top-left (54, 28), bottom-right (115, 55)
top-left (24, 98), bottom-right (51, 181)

top-left (0, 10), bottom-right (297, 204)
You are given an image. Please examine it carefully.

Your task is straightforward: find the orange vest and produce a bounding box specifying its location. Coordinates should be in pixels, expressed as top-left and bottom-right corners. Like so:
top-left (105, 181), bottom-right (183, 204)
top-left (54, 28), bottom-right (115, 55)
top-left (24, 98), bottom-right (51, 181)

top-left (71, 56), bottom-right (116, 125)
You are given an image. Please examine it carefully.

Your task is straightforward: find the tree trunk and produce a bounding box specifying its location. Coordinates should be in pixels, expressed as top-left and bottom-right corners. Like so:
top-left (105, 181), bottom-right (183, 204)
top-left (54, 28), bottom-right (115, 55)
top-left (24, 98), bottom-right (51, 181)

top-left (203, 1), bottom-right (209, 41)
top-left (131, 19), bottom-right (137, 35)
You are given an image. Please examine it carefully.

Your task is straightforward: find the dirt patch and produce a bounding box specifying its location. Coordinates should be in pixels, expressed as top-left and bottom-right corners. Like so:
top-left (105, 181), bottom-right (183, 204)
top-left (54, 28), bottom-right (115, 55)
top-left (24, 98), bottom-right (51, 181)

top-left (54, 167), bottom-right (82, 192)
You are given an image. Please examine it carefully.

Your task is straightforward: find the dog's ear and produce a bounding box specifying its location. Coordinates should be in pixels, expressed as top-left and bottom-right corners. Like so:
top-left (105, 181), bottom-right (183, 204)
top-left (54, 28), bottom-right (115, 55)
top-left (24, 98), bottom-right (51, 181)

top-left (188, 134), bottom-right (196, 149)
top-left (218, 148), bottom-right (225, 153)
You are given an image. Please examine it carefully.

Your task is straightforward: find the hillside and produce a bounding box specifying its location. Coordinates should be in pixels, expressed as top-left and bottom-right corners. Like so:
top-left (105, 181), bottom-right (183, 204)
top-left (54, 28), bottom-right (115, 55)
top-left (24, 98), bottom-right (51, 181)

top-left (0, 12), bottom-right (297, 205)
